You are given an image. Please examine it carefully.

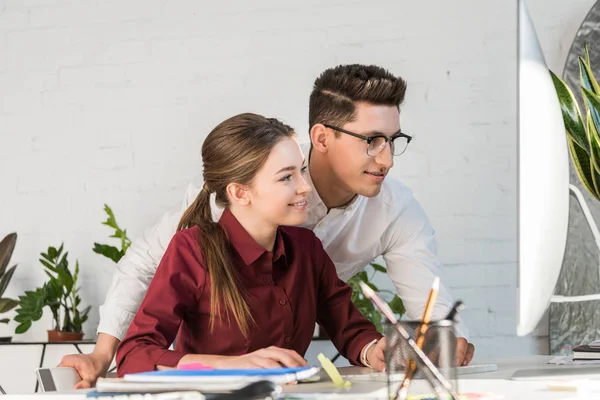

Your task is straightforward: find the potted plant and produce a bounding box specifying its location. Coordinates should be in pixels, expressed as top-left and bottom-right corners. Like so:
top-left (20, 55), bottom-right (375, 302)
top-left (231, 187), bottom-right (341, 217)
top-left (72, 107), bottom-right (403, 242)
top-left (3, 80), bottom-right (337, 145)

top-left (93, 204), bottom-right (131, 263)
top-left (0, 233), bottom-right (19, 343)
top-left (315, 262), bottom-right (405, 339)
top-left (347, 262), bottom-right (406, 332)
top-left (551, 44), bottom-right (600, 200)
top-left (13, 243), bottom-right (90, 342)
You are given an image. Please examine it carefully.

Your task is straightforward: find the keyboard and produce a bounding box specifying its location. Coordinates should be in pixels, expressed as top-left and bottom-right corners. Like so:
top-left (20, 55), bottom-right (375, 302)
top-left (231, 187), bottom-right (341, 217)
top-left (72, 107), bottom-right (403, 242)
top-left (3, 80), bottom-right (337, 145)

top-left (511, 365), bottom-right (600, 381)
top-left (342, 363), bottom-right (499, 382)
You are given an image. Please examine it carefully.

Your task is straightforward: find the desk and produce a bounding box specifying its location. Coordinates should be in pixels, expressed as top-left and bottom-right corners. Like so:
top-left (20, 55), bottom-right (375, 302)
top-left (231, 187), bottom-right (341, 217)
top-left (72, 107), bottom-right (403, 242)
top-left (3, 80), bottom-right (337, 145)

top-left (2, 356), bottom-right (600, 399)
top-left (0, 340), bottom-right (95, 393)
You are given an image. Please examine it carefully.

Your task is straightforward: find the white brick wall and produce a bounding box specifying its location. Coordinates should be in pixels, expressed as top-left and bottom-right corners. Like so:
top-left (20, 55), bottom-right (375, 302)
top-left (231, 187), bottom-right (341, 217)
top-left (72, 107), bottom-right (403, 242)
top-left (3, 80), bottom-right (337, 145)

top-left (0, 0), bottom-right (591, 393)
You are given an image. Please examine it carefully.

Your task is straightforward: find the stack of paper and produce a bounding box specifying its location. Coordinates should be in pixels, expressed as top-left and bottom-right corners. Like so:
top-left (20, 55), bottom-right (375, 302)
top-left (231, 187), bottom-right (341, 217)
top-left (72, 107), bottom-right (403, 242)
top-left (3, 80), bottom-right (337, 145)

top-left (96, 367), bottom-right (319, 393)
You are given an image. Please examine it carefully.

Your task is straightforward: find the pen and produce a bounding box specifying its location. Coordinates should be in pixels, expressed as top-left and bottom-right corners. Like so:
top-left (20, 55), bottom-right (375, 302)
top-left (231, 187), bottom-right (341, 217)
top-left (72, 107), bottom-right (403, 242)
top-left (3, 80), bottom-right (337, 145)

top-left (359, 281), bottom-right (399, 324)
top-left (445, 300), bottom-right (465, 322)
top-left (397, 276), bottom-right (440, 400)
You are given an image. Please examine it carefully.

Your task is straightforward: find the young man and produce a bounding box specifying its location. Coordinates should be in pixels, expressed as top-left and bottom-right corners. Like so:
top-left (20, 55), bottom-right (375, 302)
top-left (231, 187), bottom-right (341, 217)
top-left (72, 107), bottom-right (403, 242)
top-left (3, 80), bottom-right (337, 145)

top-left (61, 64), bottom-right (475, 388)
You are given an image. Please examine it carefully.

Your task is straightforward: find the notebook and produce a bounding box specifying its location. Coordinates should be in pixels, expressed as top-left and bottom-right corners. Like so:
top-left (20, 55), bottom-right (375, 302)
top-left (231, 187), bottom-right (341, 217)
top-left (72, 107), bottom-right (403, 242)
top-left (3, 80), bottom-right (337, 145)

top-left (573, 344), bottom-right (600, 360)
top-left (125, 366), bottom-right (317, 382)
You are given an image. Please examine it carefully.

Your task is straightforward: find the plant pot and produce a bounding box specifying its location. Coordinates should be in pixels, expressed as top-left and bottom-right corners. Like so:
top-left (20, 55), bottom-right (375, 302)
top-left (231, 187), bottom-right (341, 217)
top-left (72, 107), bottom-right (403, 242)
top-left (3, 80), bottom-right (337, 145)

top-left (0, 336), bottom-right (12, 343)
top-left (47, 330), bottom-right (84, 342)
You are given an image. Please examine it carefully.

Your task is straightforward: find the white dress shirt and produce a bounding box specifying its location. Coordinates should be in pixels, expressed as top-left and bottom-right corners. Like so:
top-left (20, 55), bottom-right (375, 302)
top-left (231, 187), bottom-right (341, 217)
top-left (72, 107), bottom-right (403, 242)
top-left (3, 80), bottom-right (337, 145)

top-left (98, 144), bottom-right (468, 341)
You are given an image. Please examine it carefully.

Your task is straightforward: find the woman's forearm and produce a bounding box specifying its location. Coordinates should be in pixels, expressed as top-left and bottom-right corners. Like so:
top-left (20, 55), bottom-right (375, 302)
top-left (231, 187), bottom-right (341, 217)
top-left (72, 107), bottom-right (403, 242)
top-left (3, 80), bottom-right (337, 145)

top-left (156, 354), bottom-right (231, 370)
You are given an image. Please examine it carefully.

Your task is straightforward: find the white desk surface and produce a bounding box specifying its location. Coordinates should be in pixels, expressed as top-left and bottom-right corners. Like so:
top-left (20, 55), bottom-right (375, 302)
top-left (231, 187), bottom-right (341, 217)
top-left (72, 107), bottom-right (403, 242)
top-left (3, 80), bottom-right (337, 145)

top-left (4, 356), bottom-right (600, 399)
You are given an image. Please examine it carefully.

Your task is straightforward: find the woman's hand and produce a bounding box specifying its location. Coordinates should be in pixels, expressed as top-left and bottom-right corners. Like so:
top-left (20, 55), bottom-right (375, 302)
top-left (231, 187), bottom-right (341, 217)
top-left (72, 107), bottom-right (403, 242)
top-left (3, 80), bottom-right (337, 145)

top-left (364, 338), bottom-right (387, 372)
top-left (215, 346), bottom-right (308, 369)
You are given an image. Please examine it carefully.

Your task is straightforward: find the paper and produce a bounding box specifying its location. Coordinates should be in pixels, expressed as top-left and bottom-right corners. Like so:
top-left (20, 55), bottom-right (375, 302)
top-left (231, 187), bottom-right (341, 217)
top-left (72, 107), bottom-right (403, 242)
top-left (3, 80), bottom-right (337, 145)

top-left (548, 356), bottom-right (600, 365)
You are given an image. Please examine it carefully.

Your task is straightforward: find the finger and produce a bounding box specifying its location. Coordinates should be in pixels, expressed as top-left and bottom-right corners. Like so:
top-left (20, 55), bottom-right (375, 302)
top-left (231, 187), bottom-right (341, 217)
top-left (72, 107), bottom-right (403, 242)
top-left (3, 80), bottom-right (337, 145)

top-left (370, 354), bottom-right (386, 372)
top-left (74, 380), bottom-right (91, 390)
top-left (261, 348), bottom-right (303, 367)
top-left (462, 344), bottom-right (475, 366)
top-left (269, 347), bottom-right (307, 366)
top-left (252, 357), bottom-right (284, 369)
top-left (455, 338), bottom-right (467, 366)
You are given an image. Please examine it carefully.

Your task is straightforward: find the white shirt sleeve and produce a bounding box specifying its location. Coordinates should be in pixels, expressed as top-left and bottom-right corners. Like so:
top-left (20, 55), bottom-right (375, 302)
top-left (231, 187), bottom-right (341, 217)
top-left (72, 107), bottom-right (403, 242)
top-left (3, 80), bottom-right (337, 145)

top-left (382, 194), bottom-right (469, 340)
top-left (97, 181), bottom-right (201, 341)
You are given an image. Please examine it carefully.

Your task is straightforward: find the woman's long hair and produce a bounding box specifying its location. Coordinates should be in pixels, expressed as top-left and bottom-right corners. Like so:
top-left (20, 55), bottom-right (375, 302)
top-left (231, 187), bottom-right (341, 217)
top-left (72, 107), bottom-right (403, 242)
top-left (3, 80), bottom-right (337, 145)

top-left (178, 113), bottom-right (295, 337)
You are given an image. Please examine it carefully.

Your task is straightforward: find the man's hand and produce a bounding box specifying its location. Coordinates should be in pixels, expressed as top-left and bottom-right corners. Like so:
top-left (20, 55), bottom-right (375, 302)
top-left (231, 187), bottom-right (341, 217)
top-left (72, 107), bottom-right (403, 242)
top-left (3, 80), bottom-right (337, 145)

top-left (364, 337), bottom-right (387, 372)
top-left (58, 352), bottom-right (111, 389)
top-left (456, 337), bottom-right (475, 366)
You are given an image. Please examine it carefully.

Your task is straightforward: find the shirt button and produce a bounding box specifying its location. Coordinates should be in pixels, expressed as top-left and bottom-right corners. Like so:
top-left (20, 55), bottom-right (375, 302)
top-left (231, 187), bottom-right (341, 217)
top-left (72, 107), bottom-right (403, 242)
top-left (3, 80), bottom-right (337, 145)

top-left (279, 299), bottom-right (286, 306)
top-left (285, 336), bottom-right (291, 343)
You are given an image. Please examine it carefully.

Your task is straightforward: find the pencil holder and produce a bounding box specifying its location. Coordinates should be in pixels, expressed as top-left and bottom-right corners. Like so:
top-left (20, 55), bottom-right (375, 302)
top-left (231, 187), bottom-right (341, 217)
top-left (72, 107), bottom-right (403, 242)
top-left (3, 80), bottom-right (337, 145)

top-left (383, 318), bottom-right (459, 398)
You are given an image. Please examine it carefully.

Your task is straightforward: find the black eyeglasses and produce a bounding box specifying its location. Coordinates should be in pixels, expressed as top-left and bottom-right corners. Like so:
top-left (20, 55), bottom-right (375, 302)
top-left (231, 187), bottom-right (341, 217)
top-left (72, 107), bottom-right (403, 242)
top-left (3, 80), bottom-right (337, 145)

top-left (323, 124), bottom-right (412, 157)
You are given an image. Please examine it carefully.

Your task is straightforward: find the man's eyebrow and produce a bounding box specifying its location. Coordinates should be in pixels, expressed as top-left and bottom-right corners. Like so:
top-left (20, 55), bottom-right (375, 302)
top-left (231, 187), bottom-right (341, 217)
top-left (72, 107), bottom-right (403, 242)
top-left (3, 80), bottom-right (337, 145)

top-left (363, 129), bottom-right (403, 137)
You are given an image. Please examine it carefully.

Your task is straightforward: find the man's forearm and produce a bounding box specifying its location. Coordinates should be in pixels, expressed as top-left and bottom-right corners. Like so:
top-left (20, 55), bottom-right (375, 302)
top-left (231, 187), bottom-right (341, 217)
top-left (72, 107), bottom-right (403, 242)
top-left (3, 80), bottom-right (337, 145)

top-left (93, 333), bottom-right (121, 368)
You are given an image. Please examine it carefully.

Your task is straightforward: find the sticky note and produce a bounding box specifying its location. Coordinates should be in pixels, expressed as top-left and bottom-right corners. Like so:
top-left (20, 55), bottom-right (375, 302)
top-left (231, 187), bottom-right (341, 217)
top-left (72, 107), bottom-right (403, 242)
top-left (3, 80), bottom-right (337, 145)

top-left (178, 362), bottom-right (214, 370)
top-left (317, 353), bottom-right (351, 387)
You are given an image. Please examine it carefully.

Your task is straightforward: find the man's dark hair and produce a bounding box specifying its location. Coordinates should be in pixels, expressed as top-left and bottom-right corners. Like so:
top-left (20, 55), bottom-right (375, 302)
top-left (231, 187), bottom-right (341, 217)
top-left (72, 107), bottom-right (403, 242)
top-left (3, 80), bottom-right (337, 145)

top-left (309, 64), bottom-right (407, 131)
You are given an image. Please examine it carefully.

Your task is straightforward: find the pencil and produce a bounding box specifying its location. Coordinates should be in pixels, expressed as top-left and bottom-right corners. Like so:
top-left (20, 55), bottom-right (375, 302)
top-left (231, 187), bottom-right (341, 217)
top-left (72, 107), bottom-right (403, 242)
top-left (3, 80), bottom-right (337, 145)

top-left (397, 276), bottom-right (440, 400)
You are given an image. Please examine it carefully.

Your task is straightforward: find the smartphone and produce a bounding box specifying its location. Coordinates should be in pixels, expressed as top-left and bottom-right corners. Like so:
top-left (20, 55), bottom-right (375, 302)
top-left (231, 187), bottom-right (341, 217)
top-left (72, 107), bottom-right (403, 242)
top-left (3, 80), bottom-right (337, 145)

top-left (35, 367), bottom-right (79, 392)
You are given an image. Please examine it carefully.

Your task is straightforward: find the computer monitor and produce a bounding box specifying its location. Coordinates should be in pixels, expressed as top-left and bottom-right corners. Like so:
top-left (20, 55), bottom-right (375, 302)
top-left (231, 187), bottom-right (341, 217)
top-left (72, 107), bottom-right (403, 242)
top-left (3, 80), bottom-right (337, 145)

top-left (517, 0), bottom-right (570, 337)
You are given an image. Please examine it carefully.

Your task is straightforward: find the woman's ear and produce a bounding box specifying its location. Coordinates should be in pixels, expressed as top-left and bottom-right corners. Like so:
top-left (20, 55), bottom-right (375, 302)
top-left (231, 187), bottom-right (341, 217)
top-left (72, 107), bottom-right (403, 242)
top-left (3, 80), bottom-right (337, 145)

top-left (309, 123), bottom-right (329, 154)
top-left (226, 182), bottom-right (250, 206)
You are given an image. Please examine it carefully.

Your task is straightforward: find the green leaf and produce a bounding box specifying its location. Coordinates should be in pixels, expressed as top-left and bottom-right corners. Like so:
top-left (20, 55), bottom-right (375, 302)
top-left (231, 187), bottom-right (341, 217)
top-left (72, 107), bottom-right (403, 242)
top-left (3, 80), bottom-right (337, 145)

top-left (580, 57), bottom-right (600, 136)
top-left (587, 112), bottom-right (600, 198)
top-left (358, 271), bottom-right (368, 282)
top-left (389, 295), bottom-right (406, 317)
top-left (39, 259), bottom-right (58, 273)
top-left (102, 204), bottom-right (119, 230)
top-left (582, 87), bottom-right (600, 142)
top-left (579, 56), bottom-right (600, 95)
top-left (367, 282), bottom-right (380, 292)
top-left (48, 247), bottom-right (57, 260)
top-left (0, 265), bottom-right (17, 296)
top-left (584, 43), bottom-right (592, 66)
top-left (370, 262), bottom-right (387, 273)
top-left (550, 70), bottom-right (588, 153)
top-left (92, 244), bottom-right (123, 263)
top-left (57, 252), bottom-right (69, 271)
top-left (13, 314), bottom-right (29, 323)
top-left (0, 298), bottom-right (18, 313)
top-left (0, 233), bottom-right (17, 277)
top-left (568, 138), bottom-right (598, 200)
top-left (57, 243), bottom-right (64, 258)
top-left (15, 321), bottom-right (32, 334)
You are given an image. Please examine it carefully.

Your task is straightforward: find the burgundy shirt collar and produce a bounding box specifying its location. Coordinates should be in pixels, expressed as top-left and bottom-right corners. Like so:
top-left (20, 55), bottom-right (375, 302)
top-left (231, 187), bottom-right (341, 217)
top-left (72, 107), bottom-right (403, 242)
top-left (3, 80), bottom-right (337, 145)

top-left (218, 209), bottom-right (286, 266)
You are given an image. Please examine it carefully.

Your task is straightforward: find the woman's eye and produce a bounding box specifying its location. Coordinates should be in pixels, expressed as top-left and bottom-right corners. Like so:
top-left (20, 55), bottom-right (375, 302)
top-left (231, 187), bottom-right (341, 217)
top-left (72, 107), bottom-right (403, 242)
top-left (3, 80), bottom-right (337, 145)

top-left (280, 174), bottom-right (292, 182)
top-left (301, 166), bottom-right (308, 173)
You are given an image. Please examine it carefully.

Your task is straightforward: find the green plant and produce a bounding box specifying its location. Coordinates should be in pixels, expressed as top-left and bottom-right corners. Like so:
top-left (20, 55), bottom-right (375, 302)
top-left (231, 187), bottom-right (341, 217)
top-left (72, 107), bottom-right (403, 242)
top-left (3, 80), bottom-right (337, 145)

top-left (347, 262), bottom-right (406, 333)
top-left (0, 233), bottom-right (19, 325)
top-left (93, 204), bottom-right (131, 263)
top-left (551, 44), bottom-right (600, 201)
top-left (13, 244), bottom-right (90, 334)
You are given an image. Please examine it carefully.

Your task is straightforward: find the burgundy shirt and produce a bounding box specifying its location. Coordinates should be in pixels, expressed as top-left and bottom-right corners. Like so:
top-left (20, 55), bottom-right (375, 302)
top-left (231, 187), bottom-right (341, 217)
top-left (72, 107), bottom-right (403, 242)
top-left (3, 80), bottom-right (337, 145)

top-left (116, 209), bottom-right (382, 376)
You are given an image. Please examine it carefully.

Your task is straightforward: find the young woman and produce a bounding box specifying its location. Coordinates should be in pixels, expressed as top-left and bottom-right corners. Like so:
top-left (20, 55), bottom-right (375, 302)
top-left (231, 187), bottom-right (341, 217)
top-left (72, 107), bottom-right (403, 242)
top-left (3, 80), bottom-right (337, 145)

top-left (116, 113), bottom-right (386, 376)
